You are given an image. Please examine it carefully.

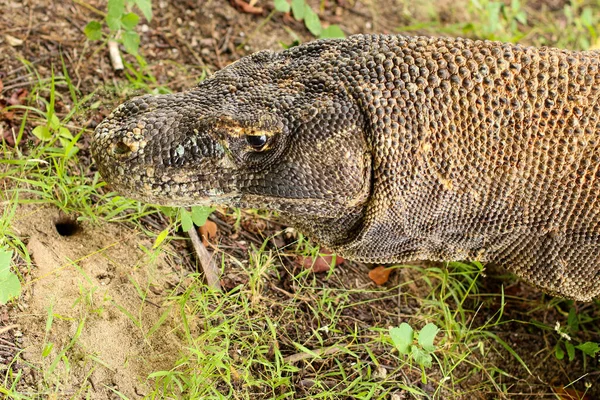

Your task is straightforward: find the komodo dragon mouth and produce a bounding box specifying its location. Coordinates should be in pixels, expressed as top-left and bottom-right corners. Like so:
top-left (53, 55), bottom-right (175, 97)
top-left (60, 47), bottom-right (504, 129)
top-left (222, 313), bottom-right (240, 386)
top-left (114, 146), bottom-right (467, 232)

top-left (93, 34), bottom-right (600, 301)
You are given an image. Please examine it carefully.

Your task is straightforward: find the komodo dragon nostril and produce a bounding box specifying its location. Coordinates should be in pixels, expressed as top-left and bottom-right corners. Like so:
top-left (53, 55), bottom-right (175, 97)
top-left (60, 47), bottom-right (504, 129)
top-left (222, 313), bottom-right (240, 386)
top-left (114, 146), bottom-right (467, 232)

top-left (113, 141), bottom-right (133, 155)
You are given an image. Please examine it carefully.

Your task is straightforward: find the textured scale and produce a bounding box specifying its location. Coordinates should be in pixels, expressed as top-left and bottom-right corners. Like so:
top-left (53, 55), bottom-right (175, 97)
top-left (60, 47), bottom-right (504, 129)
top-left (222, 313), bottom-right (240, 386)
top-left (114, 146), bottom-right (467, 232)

top-left (92, 35), bottom-right (600, 301)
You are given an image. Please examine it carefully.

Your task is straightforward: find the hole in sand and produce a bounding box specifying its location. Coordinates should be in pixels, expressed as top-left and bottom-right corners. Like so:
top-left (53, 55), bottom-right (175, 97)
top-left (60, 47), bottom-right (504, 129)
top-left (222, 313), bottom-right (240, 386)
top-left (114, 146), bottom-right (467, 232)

top-left (54, 217), bottom-right (81, 237)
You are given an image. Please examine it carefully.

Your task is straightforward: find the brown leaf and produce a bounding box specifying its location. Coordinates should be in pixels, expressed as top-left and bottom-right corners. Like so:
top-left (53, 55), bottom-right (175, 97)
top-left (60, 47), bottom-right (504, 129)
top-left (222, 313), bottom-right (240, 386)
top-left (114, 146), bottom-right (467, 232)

top-left (368, 266), bottom-right (393, 285)
top-left (2, 127), bottom-right (15, 147)
top-left (240, 217), bottom-right (267, 233)
top-left (552, 386), bottom-right (592, 400)
top-left (231, 0), bottom-right (264, 14)
top-left (5, 34), bottom-right (23, 47)
top-left (198, 220), bottom-right (217, 246)
top-left (0, 77), bottom-right (3, 92)
top-left (8, 89), bottom-right (28, 106)
top-left (299, 249), bottom-right (344, 273)
top-left (1, 110), bottom-right (15, 122)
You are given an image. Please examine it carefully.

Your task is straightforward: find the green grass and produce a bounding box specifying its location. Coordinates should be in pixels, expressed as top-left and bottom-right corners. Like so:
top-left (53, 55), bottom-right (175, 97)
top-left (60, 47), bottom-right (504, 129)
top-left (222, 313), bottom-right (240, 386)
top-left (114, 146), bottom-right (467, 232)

top-left (1, 0), bottom-right (600, 398)
top-left (400, 0), bottom-right (600, 50)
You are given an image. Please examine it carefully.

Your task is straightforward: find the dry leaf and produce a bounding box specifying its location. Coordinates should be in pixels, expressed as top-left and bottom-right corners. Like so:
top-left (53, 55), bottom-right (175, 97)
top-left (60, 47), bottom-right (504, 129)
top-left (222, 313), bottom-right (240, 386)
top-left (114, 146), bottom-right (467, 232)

top-left (8, 89), bottom-right (28, 106)
top-left (369, 266), bottom-right (392, 285)
top-left (231, 0), bottom-right (263, 14)
top-left (198, 220), bottom-right (217, 246)
top-left (552, 386), bottom-right (592, 400)
top-left (2, 127), bottom-right (15, 147)
top-left (299, 249), bottom-right (344, 273)
top-left (5, 34), bottom-right (23, 47)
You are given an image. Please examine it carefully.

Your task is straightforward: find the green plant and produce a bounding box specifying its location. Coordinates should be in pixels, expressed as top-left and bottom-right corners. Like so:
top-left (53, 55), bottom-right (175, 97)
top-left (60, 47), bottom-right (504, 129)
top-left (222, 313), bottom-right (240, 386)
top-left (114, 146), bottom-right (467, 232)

top-left (177, 206), bottom-right (215, 232)
top-left (84, 0), bottom-right (152, 55)
top-left (553, 305), bottom-right (600, 362)
top-left (463, 0), bottom-right (527, 41)
top-left (563, 2), bottom-right (598, 50)
top-left (0, 249), bottom-right (20, 305)
top-left (274, 0), bottom-right (345, 38)
top-left (154, 206), bottom-right (215, 247)
top-left (29, 71), bottom-right (81, 158)
top-left (390, 322), bottom-right (440, 383)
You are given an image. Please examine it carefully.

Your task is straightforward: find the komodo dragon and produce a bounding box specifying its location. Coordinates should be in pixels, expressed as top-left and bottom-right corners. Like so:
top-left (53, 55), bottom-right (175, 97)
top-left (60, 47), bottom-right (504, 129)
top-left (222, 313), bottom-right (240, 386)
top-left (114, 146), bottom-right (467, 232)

top-left (92, 34), bottom-right (600, 301)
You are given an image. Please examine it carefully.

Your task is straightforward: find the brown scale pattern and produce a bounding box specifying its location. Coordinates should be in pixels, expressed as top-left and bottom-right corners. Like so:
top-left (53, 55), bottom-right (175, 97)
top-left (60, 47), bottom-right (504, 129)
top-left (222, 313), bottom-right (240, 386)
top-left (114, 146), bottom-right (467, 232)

top-left (93, 35), bottom-right (600, 300)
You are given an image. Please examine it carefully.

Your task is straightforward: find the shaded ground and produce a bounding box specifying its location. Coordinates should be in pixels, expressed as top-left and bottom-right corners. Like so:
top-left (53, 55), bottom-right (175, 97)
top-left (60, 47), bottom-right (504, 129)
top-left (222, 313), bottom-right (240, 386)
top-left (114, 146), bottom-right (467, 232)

top-left (1, 0), bottom-right (600, 399)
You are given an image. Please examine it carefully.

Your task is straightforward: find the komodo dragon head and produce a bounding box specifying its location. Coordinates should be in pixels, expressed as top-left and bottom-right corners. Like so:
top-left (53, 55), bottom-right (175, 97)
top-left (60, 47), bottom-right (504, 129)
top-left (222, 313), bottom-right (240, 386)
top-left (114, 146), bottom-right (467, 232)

top-left (92, 43), bottom-right (371, 218)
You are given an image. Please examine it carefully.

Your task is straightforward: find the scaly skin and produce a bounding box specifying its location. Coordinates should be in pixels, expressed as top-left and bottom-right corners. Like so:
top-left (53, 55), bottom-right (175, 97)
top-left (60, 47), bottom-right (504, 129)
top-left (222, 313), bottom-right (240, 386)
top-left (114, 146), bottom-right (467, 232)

top-left (92, 35), bottom-right (600, 301)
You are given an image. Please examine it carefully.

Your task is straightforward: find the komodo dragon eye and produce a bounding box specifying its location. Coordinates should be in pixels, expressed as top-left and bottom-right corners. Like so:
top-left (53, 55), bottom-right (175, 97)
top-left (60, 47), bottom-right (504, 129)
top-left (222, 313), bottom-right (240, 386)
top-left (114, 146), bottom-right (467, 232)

top-left (246, 134), bottom-right (268, 150)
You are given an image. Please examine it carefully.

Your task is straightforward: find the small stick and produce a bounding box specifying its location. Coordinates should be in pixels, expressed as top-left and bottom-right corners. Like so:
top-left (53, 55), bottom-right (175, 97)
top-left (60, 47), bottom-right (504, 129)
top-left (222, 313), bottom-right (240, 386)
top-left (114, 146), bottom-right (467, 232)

top-left (284, 345), bottom-right (342, 363)
top-left (108, 40), bottom-right (124, 71)
top-left (188, 227), bottom-right (221, 291)
top-left (0, 324), bottom-right (19, 335)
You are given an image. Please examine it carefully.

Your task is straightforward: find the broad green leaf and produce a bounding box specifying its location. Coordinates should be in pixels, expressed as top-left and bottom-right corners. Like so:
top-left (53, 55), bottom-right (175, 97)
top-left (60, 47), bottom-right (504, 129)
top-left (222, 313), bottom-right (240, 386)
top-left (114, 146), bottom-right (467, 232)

top-left (32, 126), bottom-right (52, 141)
top-left (274, 0), bottom-right (291, 13)
top-left (565, 341), bottom-right (575, 361)
top-left (0, 250), bottom-right (21, 304)
top-left (567, 307), bottom-right (579, 332)
top-left (135, 0), bottom-right (153, 21)
top-left (121, 12), bottom-right (140, 30)
top-left (411, 346), bottom-right (433, 368)
top-left (58, 127), bottom-right (73, 140)
top-left (106, 0), bottom-right (125, 31)
top-left (107, 0), bottom-right (125, 18)
top-left (303, 6), bottom-right (322, 36)
top-left (191, 206), bottom-right (215, 227)
top-left (319, 25), bottom-right (345, 39)
top-left (291, 0), bottom-right (305, 20)
top-left (180, 209), bottom-right (193, 232)
top-left (418, 323), bottom-right (439, 352)
top-left (0, 273), bottom-right (20, 304)
top-left (0, 250), bottom-right (12, 277)
top-left (390, 323), bottom-right (413, 355)
top-left (159, 206), bottom-right (178, 218)
top-left (49, 113), bottom-right (60, 130)
top-left (555, 343), bottom-right (565, 360)
top-left (576, 342), bottom-right (600, 357)
top-left (153, 228), bottom-right (169, 249)
top-left (122, 31), bottom-right (140, 55)
top-left (84, 21), bottom-right (103, 41)
top-left (106, 15), bottom-right (121, 32)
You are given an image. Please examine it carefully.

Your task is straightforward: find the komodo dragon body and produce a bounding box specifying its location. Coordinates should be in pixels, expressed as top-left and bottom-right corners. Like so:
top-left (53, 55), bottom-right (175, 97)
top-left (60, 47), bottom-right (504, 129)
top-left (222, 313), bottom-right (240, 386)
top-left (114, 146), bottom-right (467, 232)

top-left (92, 34), bottom-right (600, 301)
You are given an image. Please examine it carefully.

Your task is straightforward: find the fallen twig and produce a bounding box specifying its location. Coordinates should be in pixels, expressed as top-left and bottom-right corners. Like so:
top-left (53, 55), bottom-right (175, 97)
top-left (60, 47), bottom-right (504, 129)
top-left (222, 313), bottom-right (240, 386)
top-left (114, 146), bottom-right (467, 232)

top-left (188, 227), bottom-right (221, 291)
top-left (231, 0), bottom-right (264, 15)
top-left (283, 345), bottom-right (343, 363)
top-left (0, 324), bottom-right (19, 335)
top-left (108, 40), bottom-right (124, 71)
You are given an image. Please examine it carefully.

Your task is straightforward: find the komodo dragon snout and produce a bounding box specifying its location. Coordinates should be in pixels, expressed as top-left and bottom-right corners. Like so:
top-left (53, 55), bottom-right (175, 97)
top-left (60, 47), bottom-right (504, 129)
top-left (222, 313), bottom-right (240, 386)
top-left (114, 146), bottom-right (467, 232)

top-left (93, 34), bottom-right (600, 301)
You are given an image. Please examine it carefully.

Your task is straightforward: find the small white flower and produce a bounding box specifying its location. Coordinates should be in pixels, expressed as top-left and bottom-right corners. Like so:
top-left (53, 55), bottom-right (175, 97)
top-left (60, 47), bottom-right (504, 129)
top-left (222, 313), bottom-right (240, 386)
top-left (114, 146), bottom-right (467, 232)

top-left (318, 325), bottom-right (329, 334)
top-left (554, 321), bottom-right (571, 341)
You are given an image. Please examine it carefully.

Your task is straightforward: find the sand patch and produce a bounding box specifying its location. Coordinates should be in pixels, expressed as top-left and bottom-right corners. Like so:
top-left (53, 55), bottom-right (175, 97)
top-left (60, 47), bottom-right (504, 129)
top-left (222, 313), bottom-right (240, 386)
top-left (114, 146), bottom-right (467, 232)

top-left (14, 205), bottom-right (186, 398)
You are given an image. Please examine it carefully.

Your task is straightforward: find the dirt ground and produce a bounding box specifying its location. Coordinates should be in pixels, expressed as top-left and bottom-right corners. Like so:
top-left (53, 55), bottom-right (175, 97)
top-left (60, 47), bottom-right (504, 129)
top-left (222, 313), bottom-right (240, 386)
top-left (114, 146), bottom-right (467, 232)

top-left (1, 0), bottom-right (600, 399)
top-left (12, 206), bottom-right (186, 396)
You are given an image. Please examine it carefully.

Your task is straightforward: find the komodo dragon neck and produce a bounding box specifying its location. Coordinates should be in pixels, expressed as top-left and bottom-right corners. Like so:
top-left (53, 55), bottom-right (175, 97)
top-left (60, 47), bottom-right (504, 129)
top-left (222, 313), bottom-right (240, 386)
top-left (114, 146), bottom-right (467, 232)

top-left (93, 34), bottom-right (600, 301)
